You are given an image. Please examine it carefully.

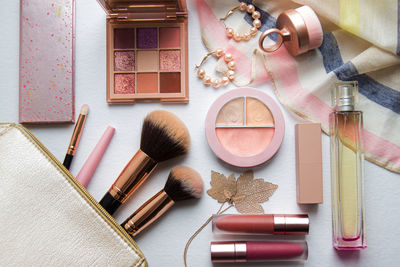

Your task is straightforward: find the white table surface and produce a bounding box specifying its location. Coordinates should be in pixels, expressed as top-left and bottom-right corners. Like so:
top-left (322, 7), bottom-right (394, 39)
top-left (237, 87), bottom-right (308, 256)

top-left (1, 1), bottom-right (400, 266)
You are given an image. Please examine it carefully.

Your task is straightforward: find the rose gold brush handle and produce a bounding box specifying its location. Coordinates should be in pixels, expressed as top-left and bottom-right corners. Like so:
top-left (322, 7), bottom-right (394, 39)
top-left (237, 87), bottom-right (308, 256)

top-left (122, 190), bottom-right (175, 237)
top-left (109, 150), bottom-right (157, 203)
top-left (67, 113), bottom-right (87, 155)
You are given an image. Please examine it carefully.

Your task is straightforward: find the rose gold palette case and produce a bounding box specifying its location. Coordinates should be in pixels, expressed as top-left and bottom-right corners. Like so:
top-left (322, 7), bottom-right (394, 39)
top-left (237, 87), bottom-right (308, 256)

top-left (97, 0), bottom-right (189, 103)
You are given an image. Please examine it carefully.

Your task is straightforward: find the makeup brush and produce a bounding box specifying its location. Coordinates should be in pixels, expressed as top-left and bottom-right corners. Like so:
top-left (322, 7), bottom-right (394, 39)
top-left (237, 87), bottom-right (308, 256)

top-left (99, 110), bottom-right (190, 215)
top-left (63, 104), bottom-right (89, 170)
top-left (122, 166), bottom-right (204, 237)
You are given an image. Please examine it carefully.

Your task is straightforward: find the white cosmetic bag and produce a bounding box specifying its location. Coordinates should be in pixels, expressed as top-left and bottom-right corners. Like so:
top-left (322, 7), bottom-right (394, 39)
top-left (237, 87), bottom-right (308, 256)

top-left (0, 123), bottom-right (147, 267)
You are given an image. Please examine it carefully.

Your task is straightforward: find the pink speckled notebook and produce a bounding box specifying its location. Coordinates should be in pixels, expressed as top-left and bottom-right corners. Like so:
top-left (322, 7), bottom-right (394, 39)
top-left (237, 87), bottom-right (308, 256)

top-left (19, 0), bottom-right (75, 123)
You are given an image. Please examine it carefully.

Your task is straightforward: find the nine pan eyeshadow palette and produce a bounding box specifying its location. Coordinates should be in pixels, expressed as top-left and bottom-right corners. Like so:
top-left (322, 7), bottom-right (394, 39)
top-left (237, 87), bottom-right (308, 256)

top-left (98, 0), bottom-right (188, 103)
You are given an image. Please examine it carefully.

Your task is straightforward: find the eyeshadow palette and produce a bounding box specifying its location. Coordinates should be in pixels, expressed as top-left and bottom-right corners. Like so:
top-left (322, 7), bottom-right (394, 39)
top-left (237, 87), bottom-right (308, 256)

top-left (98, 0), bottom-right (188, 103)
top-left (206, 88), bottom-right (285, 167)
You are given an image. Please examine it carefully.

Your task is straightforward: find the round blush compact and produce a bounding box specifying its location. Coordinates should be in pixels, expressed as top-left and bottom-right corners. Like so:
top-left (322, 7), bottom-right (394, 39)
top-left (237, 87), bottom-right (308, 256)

top-left (205, 88), bottom-right (285, 167)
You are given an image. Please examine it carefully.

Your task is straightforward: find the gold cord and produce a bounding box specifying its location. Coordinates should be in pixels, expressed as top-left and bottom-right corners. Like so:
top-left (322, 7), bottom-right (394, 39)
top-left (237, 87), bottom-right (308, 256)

top-left (183, 203), bottom-right (234, 267)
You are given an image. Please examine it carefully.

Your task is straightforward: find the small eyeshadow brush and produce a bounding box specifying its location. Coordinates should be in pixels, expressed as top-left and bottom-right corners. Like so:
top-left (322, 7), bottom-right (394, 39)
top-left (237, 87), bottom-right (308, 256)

top-left (122, 166), bottom-right (203, 237)
top-left (99, 110), bottom-right (190, 215)
top-left (63, 104), bottom-right (89, 170)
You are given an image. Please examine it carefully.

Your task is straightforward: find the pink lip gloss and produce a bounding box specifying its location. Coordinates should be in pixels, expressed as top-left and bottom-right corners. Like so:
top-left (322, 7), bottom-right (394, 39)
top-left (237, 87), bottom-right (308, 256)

top-left (211, 241), bottom-right (308, 263)
top-left (212, 214), bottom-right (309, 235)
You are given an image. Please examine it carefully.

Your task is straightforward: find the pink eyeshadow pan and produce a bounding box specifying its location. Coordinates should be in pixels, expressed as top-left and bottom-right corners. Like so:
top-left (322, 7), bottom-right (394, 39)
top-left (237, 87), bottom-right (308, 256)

top-left (114, 51), bottom-right (135, 71)
top-left (114, 74), bottom-right (135, 94)
top-left (160, 50), bottom-right (181, 71)
top-left (159, 27), bottom-right (180, 48)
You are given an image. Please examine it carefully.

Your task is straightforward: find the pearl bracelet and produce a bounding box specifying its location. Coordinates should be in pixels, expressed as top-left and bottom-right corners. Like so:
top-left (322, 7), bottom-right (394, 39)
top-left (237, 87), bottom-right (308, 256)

top-left (195, 49), bottom-right (236, 88)
top-left (220, 2), bottom-right (262, 42)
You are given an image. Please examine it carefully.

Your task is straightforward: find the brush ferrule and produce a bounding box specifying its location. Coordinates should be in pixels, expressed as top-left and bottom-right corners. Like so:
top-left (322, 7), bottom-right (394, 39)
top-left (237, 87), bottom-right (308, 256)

top-left (67, 114), bottom-right (87, 155)
top-left (109, 149), bottom-right (157, 203)
top-left (123, 190), bottom-right (174, 237)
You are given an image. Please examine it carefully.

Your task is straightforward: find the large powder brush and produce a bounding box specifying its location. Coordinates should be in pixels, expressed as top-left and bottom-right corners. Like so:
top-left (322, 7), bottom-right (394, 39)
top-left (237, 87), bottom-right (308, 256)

top-left (100, 110), bottom-right (190, 215)
top-left (122, 166), bottom-right (204, 237)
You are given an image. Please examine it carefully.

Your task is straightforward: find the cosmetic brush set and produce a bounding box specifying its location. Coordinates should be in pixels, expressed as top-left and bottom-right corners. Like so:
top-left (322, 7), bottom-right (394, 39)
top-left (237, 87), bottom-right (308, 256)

top-left (98, 110), bottom-right (204, 236)
top-left (64, 107), bottom-right (204, 237)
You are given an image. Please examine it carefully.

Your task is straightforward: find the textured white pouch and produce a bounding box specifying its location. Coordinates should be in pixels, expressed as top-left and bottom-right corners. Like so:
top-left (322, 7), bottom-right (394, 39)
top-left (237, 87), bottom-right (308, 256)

top-left (0, 124), bottom-right (147, 267)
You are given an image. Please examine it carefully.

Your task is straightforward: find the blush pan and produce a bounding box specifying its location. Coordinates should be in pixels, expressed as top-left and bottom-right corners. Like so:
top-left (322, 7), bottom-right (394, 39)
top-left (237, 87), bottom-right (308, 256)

top-left (101, 0), bottom-right (189, 103)
top-left (206, 88), bottom-right (285, 167)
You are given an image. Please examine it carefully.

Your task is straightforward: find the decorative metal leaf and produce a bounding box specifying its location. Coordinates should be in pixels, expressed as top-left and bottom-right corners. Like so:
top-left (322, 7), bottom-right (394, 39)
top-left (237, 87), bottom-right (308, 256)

top-left (233, 171), bottom-right (278, 214)
top-left (234, 194), bottom-right (265, 214)
top-left (207, 171), bottom-right (237, 203)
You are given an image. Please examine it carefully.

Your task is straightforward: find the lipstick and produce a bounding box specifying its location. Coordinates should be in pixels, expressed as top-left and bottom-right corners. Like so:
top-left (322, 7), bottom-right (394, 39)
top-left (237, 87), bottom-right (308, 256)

top-left (211, 241), bottom-right (308, 262)
top-left (212, 214), bottom-right (309, 235)
top-left (76, 126), bottom-right (115, 187)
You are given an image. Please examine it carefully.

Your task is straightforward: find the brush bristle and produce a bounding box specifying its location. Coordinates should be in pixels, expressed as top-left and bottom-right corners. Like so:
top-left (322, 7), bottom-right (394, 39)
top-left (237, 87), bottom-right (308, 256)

top-left (80, 104), bottom-right (89, 115)
top-left (164, 166), bottom-right (204, 202)
top-left (140, 110), bottom-right (190, 162)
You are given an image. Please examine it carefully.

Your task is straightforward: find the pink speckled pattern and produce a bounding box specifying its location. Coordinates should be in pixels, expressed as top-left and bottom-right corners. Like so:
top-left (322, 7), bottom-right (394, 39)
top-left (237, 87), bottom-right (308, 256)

top-left (114, 74), bottom-right (135, 94)
top-left (160, 50), bottom-right (181, 71)
top-left (114, 51), bottom-right (135, 71)
top-left (19, 0), bottom-right (75, 123)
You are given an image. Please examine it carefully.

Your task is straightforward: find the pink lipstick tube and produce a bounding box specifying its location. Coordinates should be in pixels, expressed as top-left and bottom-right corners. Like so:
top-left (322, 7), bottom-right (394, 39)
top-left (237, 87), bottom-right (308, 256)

top-left (211, 241), bottom-right (308, 262)
top-left (212, 214), bottom-right (309, 235)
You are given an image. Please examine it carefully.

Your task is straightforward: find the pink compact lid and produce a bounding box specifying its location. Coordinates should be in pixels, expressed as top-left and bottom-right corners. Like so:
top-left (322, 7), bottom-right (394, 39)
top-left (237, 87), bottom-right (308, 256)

top-left (295, 6), bottom-right (323, 50)
top-left (205, 88), bottom-right (285, 167)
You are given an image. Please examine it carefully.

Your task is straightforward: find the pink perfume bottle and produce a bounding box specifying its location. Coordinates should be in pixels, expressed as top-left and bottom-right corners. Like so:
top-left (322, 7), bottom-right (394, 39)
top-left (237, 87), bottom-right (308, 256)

top-left (330, 81), bottom-right (366, 250)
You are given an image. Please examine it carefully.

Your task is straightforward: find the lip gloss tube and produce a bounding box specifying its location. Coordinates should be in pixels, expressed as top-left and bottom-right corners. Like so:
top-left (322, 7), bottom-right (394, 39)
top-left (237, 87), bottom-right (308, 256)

top-left (211, 241), bottom-right (308, 263)
top-left (212, 214), bottom-right (309, 235)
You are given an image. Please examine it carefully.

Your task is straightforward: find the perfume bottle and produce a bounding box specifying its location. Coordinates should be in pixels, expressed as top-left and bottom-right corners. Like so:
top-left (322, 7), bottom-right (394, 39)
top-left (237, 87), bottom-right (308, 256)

top-left (330, 81), bottom-right (366, 250)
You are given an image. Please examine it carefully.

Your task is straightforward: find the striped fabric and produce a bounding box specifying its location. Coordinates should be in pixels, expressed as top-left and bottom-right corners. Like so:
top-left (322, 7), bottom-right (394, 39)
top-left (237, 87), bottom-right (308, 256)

top-left (196, 0), bottom-right (400, 173)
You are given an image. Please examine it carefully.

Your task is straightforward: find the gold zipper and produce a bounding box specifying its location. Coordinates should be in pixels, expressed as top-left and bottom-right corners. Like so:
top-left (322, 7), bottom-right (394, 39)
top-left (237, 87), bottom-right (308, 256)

top-left (1, 123), bottom-right (147, 267)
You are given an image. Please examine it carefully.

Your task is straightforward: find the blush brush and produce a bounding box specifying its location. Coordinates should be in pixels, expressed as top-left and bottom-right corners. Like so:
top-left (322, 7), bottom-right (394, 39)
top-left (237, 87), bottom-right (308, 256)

top-left (99, 110), bottom-right (190, 215)
top-left (122, 166), bottom-right (204, 237)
